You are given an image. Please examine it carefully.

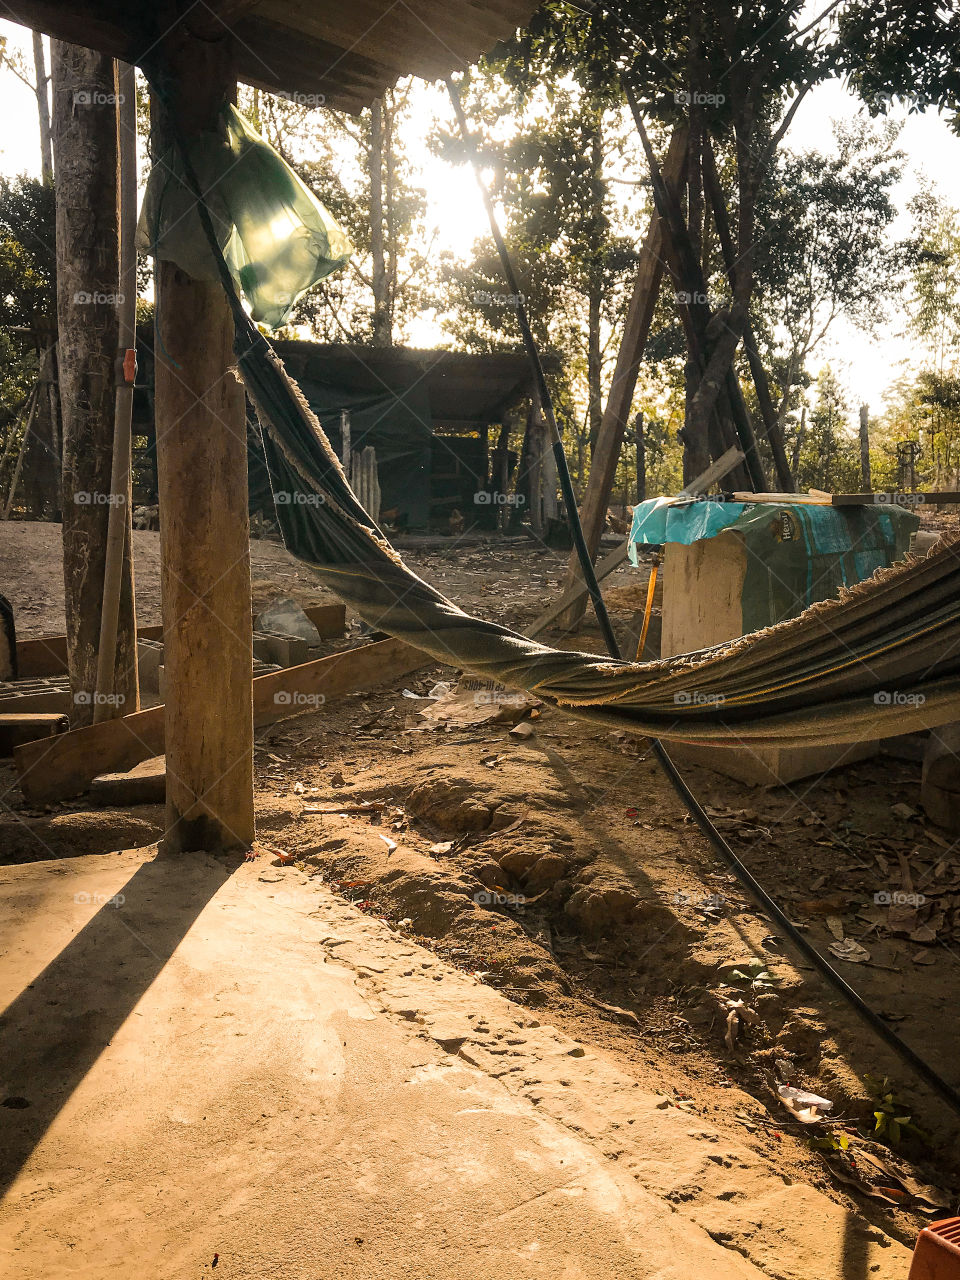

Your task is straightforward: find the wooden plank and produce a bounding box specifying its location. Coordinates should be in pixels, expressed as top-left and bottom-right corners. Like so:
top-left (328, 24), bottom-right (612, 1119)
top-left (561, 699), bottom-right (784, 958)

top-left (832, 492), bottom-right (960, 505)
top-left (0, 713), bottom-right (68, 756)
top-left (14, 638), bottom-right (428, 805)
top-left (251, 637), bottom-right (425, 726)
top-left (680, 446), bottom-right (744, 496)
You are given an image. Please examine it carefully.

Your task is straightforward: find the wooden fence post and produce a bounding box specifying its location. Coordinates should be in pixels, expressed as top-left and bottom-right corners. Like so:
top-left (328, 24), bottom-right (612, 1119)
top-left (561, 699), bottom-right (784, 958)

top-left (859, 404), bottom-right (872, 492)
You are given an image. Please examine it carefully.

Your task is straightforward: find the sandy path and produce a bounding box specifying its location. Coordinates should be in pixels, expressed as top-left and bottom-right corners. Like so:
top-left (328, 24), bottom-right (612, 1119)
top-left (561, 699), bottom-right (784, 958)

top-left (0, 849), bottom-right (910, 1279)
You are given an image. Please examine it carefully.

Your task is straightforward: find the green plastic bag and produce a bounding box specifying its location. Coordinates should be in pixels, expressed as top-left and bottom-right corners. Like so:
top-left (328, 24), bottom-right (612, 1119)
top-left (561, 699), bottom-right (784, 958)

top-left (139, 103), bottom-right (352, 328)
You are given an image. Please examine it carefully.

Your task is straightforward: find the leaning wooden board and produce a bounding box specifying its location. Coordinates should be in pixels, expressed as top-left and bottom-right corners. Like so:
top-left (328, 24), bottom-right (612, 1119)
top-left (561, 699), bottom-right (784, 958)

top-left (15, 637), bottom-right (428, 804)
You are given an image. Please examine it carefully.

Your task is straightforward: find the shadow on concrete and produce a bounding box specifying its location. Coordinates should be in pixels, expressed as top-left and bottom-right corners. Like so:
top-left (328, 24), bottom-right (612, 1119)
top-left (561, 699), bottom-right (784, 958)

top-left (0, 849), bottom-right (239, 1197)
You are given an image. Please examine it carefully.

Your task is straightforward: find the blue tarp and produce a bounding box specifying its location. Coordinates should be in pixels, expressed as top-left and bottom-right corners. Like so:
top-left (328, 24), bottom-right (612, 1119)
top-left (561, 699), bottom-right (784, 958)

top-left (628, 496), bottom-right (920, 633)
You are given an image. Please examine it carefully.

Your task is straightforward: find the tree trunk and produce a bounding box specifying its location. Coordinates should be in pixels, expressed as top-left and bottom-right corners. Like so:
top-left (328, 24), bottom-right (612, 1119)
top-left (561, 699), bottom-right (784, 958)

top-left (526, 400), bottom-right (544, 537)
top-left (151, 29), bottom-right (254, 853)
top-left (33, 32), bottom-right (53, 182)
top-left (384, 90), bottom-right (399, 320)
top-left (635, 412), bottom-right (645, 503)
top-left (790, 404), bottom-right (806, 480)
top-left (51, 41), bottom-right (137, 727)
top-left (369, 97), bottom-right (391, 346)
top-left (586, 285), bottom-right (602, 453)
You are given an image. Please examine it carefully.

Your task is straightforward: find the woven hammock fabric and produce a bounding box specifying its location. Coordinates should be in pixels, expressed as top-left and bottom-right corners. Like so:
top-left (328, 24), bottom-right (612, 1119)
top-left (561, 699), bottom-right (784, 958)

top-left (236, 330), bottom-right (960, 749)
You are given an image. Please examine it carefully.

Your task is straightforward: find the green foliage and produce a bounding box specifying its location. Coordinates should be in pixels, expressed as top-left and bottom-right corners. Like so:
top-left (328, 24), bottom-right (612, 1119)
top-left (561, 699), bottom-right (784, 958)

top-left (793, 367), bottom-right (861, 492)
top-left (728, 958), bottom-right (779, 991)
top-left (753, 118), bottom-right (908, 420)
top-left (0, 175), bottom-right (54, 461)
top-left (0, 174), bottom-right (55, 337)
top-left (864, 1074), bottom-right (928, 1147)
top-left (434, 65), bottom-right (643, 476)
top-left (870, 193), bottom-right (960, 488)
top-left (242, 83), bottom-right (430, 345)
top-left (838, 1), bottom-right (960, 132)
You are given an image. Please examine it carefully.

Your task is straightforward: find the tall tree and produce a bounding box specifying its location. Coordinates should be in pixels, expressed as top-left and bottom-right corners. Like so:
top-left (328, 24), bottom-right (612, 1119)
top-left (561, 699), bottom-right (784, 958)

top-left (751, 117), bottom-right (909, 445)
top-left (51, 42), bottom-right (137, 724)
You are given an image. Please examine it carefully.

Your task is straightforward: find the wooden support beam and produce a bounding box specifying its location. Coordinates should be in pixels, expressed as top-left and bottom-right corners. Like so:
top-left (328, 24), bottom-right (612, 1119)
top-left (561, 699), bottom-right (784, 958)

top-left (14, 637), bottom-right (428, 805)
top-left (557, 128), bottom-right (687, 630)
top-left (680, 445), bottom-right (745, 496)
top-left (151, 31), bottom-right (253, 853)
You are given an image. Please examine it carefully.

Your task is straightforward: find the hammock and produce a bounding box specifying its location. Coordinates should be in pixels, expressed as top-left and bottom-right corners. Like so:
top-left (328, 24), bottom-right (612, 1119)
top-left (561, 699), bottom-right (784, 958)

top-left (225, 321), bottom-right (960, 748)
top-left (156, 113), bottom-right (960, 752)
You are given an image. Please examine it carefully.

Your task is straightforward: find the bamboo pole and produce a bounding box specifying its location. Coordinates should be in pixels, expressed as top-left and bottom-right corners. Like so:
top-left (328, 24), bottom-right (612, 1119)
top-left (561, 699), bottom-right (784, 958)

top-left (94, 60), bottom-right (139, 723)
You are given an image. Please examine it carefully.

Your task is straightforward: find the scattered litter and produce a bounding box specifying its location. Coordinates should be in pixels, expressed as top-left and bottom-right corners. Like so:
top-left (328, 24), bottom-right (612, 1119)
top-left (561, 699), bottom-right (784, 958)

top-left (826, 915), bottom-right (845, 940)
top-left (778, 1085), bottom-right (834, 1124)
top-left (379, 834), bottom-right (397, 854)
top-left (509, 720), bottom-right (535, 740)
top-left (828, 937), bottom-right (871, 964)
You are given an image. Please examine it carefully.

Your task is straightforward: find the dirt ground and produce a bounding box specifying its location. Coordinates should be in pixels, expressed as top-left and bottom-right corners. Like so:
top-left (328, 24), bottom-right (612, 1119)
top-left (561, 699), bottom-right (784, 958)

top-left (1, 517), bottom-right (959, 1274)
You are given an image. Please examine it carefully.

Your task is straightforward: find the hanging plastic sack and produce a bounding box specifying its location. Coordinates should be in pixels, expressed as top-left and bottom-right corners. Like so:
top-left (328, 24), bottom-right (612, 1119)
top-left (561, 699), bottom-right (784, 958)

top-left (138, 103), bottom-right (352, 329)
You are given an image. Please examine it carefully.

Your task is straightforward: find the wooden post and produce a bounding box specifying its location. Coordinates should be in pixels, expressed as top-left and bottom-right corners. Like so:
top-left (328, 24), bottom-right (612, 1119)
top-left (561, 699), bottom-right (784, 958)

top-left (527, 399), bottom-right (544, 538)
top-left (859, 404), bottom-right (872, 492)
top-left (541, 412), bottom-right (558, 524)
top-left (557, 129), bottom-right (686, 628)
top-left (51, 41), bottom-right (138, 727)
top-left (151, 29), bottom-right (254, 853)
top-left (635, 412), bottom-right (646, 503)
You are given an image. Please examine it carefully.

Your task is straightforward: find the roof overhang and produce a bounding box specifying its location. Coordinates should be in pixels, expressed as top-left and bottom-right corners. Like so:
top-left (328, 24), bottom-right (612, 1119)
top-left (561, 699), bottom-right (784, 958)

top-left (5, 0), bottom-right (541, 113)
